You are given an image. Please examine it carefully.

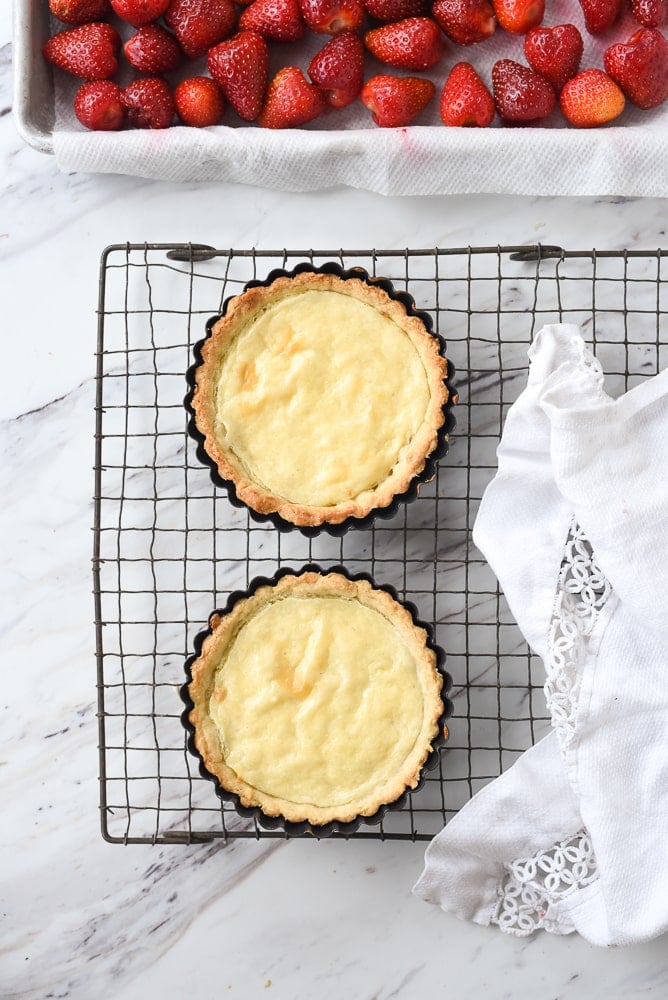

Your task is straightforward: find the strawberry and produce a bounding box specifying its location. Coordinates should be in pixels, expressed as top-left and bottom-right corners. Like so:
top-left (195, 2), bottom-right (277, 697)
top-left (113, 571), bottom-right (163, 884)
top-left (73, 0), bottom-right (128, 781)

top-left (239, 0), bottom-right (305, 41)
top-left (307, 32), bottom-right (364, 107)
top-left (73, 80), bottom-right (125, 129)
top-left (49, 0), bottom-right (112, 25)
top-left (432, 0), bottom-right (496, 46)
top-left (524, 23), bottom-right (583, 92)
top-left (257, 66), bottom-right (326, 128)
top-left (492, 0), bottom-right (544, 33)
top-left (631, 0), bottom-right (667, 27)
top-left (174, 77), bottom-right (225, 125)
top-left (164, 0), bottom-right (238, 57)
top-left (364, 18), bottom-right (445, 70)
top-left (560, 68), bottom-right (625, 126)
top-left (124, 24), bottom-right (183, 73)
top-left (299, 0), bottom-right (365, 33)
top-left (207, 31), bottom-right (269, 120)
top-left (361, 74), bottom-right (435, 126)
top-left (363, 0), bottom-right (426, 20)
top-left (440, 61), bottom-right (494, 125)
top-left (576, 0), bottom-right (622, 34)
top-left (109, 0), bottom-right (170, 26)
top-left (604, 27), bottom-right (668, 109)
top-left (43, 22), bottom-right (120, 80)
top-left (492, 58), bottom-right (555, 121)
top-left (121, 77), bottom-right (175, 128)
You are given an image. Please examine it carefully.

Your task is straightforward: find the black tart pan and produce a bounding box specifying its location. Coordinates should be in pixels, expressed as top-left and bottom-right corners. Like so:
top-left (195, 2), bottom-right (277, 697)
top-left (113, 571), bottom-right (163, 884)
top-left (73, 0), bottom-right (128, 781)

top-left (180, 564), bottom-right (453, 838)
top-left (185, 262), bottom-right (457, 537)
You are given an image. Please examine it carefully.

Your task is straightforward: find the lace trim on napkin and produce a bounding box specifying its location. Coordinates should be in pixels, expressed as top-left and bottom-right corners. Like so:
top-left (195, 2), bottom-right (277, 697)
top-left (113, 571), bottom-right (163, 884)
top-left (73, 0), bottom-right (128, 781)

top-left (492, 521), bottom-right (610, 935)
top-left (492, 830), bottom-right (599, 935)
top-left (545, 520), bottom-right (612, 752)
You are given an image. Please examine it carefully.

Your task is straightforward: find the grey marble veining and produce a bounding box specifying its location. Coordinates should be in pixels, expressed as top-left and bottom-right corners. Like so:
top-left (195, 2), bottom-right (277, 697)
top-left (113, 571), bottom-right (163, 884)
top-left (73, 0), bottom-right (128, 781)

top-left (3, 6), bottom-right (668, 993)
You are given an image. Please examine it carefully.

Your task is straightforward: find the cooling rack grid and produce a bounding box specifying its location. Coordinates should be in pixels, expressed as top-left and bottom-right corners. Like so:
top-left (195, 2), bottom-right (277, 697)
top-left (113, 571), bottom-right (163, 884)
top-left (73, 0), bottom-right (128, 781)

top-left (93, 243), bottom-right (666, 844)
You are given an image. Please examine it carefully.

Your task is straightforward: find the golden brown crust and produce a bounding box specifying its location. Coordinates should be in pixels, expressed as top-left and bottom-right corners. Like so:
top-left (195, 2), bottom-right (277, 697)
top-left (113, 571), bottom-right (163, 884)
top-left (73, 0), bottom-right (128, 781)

top-left (190, 271), bottom-right (449, 527)
top-left (187, 571), bottom-right (444, 826)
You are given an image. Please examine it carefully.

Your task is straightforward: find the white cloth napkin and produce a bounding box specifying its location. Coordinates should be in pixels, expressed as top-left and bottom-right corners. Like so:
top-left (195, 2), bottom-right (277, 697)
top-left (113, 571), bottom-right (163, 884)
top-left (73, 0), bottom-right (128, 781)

top-left (50, 10), bottom-right (668, 194)
top-left (414, 324), bottom-right (668, 946)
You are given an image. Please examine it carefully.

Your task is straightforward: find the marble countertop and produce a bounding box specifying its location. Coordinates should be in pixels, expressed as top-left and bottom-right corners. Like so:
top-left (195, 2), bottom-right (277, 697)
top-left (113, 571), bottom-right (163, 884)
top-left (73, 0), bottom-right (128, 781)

top-left (3, 7), bottom-right (668, 997)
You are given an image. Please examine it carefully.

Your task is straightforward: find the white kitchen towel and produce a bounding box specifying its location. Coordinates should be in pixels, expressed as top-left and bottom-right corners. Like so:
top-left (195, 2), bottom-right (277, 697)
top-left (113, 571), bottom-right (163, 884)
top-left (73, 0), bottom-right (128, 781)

top-left (50, 10), bottom-right (668, 195)
top-left (414, 324), bottom-right (668, 946)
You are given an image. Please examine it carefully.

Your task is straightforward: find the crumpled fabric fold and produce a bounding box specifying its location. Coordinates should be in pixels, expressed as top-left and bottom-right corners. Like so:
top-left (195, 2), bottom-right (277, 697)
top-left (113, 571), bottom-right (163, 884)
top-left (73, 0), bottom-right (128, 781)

top-left (414, 324), bottom-right (668, 946)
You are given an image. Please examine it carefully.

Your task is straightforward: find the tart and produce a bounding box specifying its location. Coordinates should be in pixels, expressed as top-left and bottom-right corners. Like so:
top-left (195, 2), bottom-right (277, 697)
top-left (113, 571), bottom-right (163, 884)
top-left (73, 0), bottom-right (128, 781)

top-left (187, 266), bottom-right (453, 529)
top-left (183, 569), bottom-right (447, 829)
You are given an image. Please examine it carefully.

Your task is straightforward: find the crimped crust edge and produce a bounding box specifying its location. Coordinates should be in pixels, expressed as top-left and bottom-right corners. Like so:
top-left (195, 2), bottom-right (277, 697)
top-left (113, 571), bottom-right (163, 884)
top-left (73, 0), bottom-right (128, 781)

top-left (186, 571), bottom-right (445, 827)
top-left (190, 270), bottom-right (450, 528)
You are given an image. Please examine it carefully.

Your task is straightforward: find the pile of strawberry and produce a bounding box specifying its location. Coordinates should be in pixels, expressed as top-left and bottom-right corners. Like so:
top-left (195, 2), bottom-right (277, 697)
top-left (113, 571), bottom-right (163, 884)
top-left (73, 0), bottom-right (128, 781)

top-left (43, 0), bottom-right (668, 131)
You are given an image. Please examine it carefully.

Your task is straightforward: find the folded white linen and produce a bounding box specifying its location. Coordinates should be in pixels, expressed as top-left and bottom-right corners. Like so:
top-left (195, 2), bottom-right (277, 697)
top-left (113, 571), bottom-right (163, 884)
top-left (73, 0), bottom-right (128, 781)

top-left (414, 324), bottom-right (668, 946)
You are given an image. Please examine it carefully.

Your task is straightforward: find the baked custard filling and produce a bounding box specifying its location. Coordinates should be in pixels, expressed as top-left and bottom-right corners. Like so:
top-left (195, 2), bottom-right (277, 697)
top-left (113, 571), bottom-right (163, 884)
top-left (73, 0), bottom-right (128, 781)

top-left (213, 289), bottom-right (431, 507)
top-left (207, 594), bottom-right (425, 808)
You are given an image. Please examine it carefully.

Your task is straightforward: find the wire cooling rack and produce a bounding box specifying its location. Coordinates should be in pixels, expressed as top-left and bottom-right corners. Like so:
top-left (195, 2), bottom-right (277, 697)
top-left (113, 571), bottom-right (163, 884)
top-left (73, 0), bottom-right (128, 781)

top-left (94, 244), bottom-right (667, 845)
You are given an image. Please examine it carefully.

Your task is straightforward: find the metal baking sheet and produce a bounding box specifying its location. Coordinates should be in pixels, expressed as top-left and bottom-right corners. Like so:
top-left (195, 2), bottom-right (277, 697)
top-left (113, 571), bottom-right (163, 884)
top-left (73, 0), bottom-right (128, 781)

top-left (15, 1), bottom-right (668, 200)
top-left (13, 1), bottom-right (55, 154)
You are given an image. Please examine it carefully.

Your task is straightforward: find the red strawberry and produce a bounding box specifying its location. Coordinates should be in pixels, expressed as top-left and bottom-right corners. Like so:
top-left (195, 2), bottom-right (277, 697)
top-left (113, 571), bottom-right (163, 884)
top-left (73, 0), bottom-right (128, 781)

top-left (361, 74), bottom-right (435, 126)
top-left (492, 58), bottom-right (555, 121)
top-left (432, 0), bottom-right (496, 45)
top-left (49, 0), bottom-right (112, 25)
top-left (604, 27), bottom-right (668, 109)
top-left (164, 0), bottom-right (238, 57)
top-left (440, 61), bottom-right (494, 125)
top-left (74, 80), bottom-right (125, 129)
top-left (560, 68), bottom-right (625, 126)
top-left (257, 66), bottom-right (326, 128)
top-left (631, 0), bottom-right (667, 27)
top-left (308, 32), bottom-right (364, 107)
top-left (110, 0), bottom-right (170, 26)
top-left (364, 18), bottom-right (444, 70)
top-left (207, 31), bottom-right (269, 120)
top-left (493, 0), bottom-right (544, 33)
top-left (124, 24), bottom-right (183, 73)
top-left (43, 22), bottom-right (120, 80)
top-left (239, 0), bottom-right (305, 40)
top-left (299, 0), bottom-right (365, 33)
top-left (363, 0), bottom-right (426, 20)
top-left (174, 77), bottom-right (225, 125)
top-left (121, 77), bottom-right (175, 128)
top-left (524, 24), bottom-right (583, 92)
top-left (576, 0), bottom-right (622, 34)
